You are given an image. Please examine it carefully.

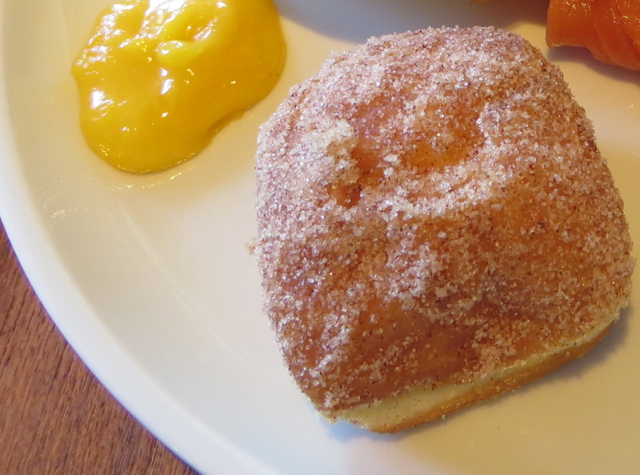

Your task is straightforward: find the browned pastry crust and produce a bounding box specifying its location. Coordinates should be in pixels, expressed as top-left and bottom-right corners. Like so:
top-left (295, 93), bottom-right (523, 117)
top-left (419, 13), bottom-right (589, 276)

top-left (254, 26), bottom-right (634, 432)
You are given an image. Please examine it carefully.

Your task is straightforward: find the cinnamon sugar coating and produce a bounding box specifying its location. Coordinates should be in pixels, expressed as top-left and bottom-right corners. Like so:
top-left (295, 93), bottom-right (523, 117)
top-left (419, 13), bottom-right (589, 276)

top-left (255, 27), bottom-right (634, 414)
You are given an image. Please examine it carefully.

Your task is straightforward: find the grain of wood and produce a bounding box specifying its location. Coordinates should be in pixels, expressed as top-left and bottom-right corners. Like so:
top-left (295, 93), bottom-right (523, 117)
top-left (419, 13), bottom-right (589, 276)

top-left (0, 223), bottom-right (197, 475)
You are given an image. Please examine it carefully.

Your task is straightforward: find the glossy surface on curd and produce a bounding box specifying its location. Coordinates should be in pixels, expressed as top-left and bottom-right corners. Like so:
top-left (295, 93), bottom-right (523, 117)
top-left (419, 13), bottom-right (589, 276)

top-left (72, 0), bottom-right (286, 173)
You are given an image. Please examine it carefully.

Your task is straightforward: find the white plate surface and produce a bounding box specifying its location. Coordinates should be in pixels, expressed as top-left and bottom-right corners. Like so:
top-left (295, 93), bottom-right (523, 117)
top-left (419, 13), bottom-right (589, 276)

top-left (1, 0), bottom-right (639, 474)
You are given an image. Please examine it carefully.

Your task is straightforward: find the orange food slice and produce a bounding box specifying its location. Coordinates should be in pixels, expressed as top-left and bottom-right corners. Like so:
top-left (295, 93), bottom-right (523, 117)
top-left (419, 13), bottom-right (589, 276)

top-left (547, 0), bottom-right (593, 47)
top-left (618, 0), bottom-right (640, 48)
top-left (547, 0), bottom-right (640, 71)
top-left (592, 0), bottom-right (640, 69)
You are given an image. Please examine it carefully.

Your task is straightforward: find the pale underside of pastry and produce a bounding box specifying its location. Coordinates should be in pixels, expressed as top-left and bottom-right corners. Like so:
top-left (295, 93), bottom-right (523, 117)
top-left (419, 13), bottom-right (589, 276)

top-left (323, 316), bottom-right (614, 433)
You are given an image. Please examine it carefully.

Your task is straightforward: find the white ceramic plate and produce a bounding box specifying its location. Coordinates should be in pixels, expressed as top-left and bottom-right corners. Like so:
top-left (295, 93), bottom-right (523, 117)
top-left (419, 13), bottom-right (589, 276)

top-left (1, 0), bottom-right (639, 473)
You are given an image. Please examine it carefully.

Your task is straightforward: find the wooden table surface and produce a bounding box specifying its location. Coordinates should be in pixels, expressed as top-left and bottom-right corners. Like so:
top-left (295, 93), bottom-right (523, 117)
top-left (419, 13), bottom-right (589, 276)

top-left (0, 222), bottom-right (198, 474)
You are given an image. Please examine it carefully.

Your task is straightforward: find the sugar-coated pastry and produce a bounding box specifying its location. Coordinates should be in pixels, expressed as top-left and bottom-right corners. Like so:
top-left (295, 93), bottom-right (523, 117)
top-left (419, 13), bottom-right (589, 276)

top-left (254, 26), bottom-right (634, 433)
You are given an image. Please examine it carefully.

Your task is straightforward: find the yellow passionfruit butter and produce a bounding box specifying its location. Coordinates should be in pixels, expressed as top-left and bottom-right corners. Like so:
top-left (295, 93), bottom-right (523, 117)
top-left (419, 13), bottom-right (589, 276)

top-left (72, 0), bottom-right (286, 173)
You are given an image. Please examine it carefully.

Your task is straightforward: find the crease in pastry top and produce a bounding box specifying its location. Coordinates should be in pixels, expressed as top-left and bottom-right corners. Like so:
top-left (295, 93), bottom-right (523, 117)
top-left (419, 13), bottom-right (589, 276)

top-left (254, 26), bottom-right (635, 433)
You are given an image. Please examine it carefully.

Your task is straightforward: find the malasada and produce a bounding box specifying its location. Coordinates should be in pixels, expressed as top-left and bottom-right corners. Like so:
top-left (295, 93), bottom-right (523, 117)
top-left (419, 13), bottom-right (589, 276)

top-left (254, 27), bottom-right (634, 433)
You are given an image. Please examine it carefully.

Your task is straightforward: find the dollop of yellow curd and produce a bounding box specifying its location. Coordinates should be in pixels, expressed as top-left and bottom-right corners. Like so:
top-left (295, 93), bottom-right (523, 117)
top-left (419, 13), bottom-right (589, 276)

top-left (72, 0), bottom-right (286, 173)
